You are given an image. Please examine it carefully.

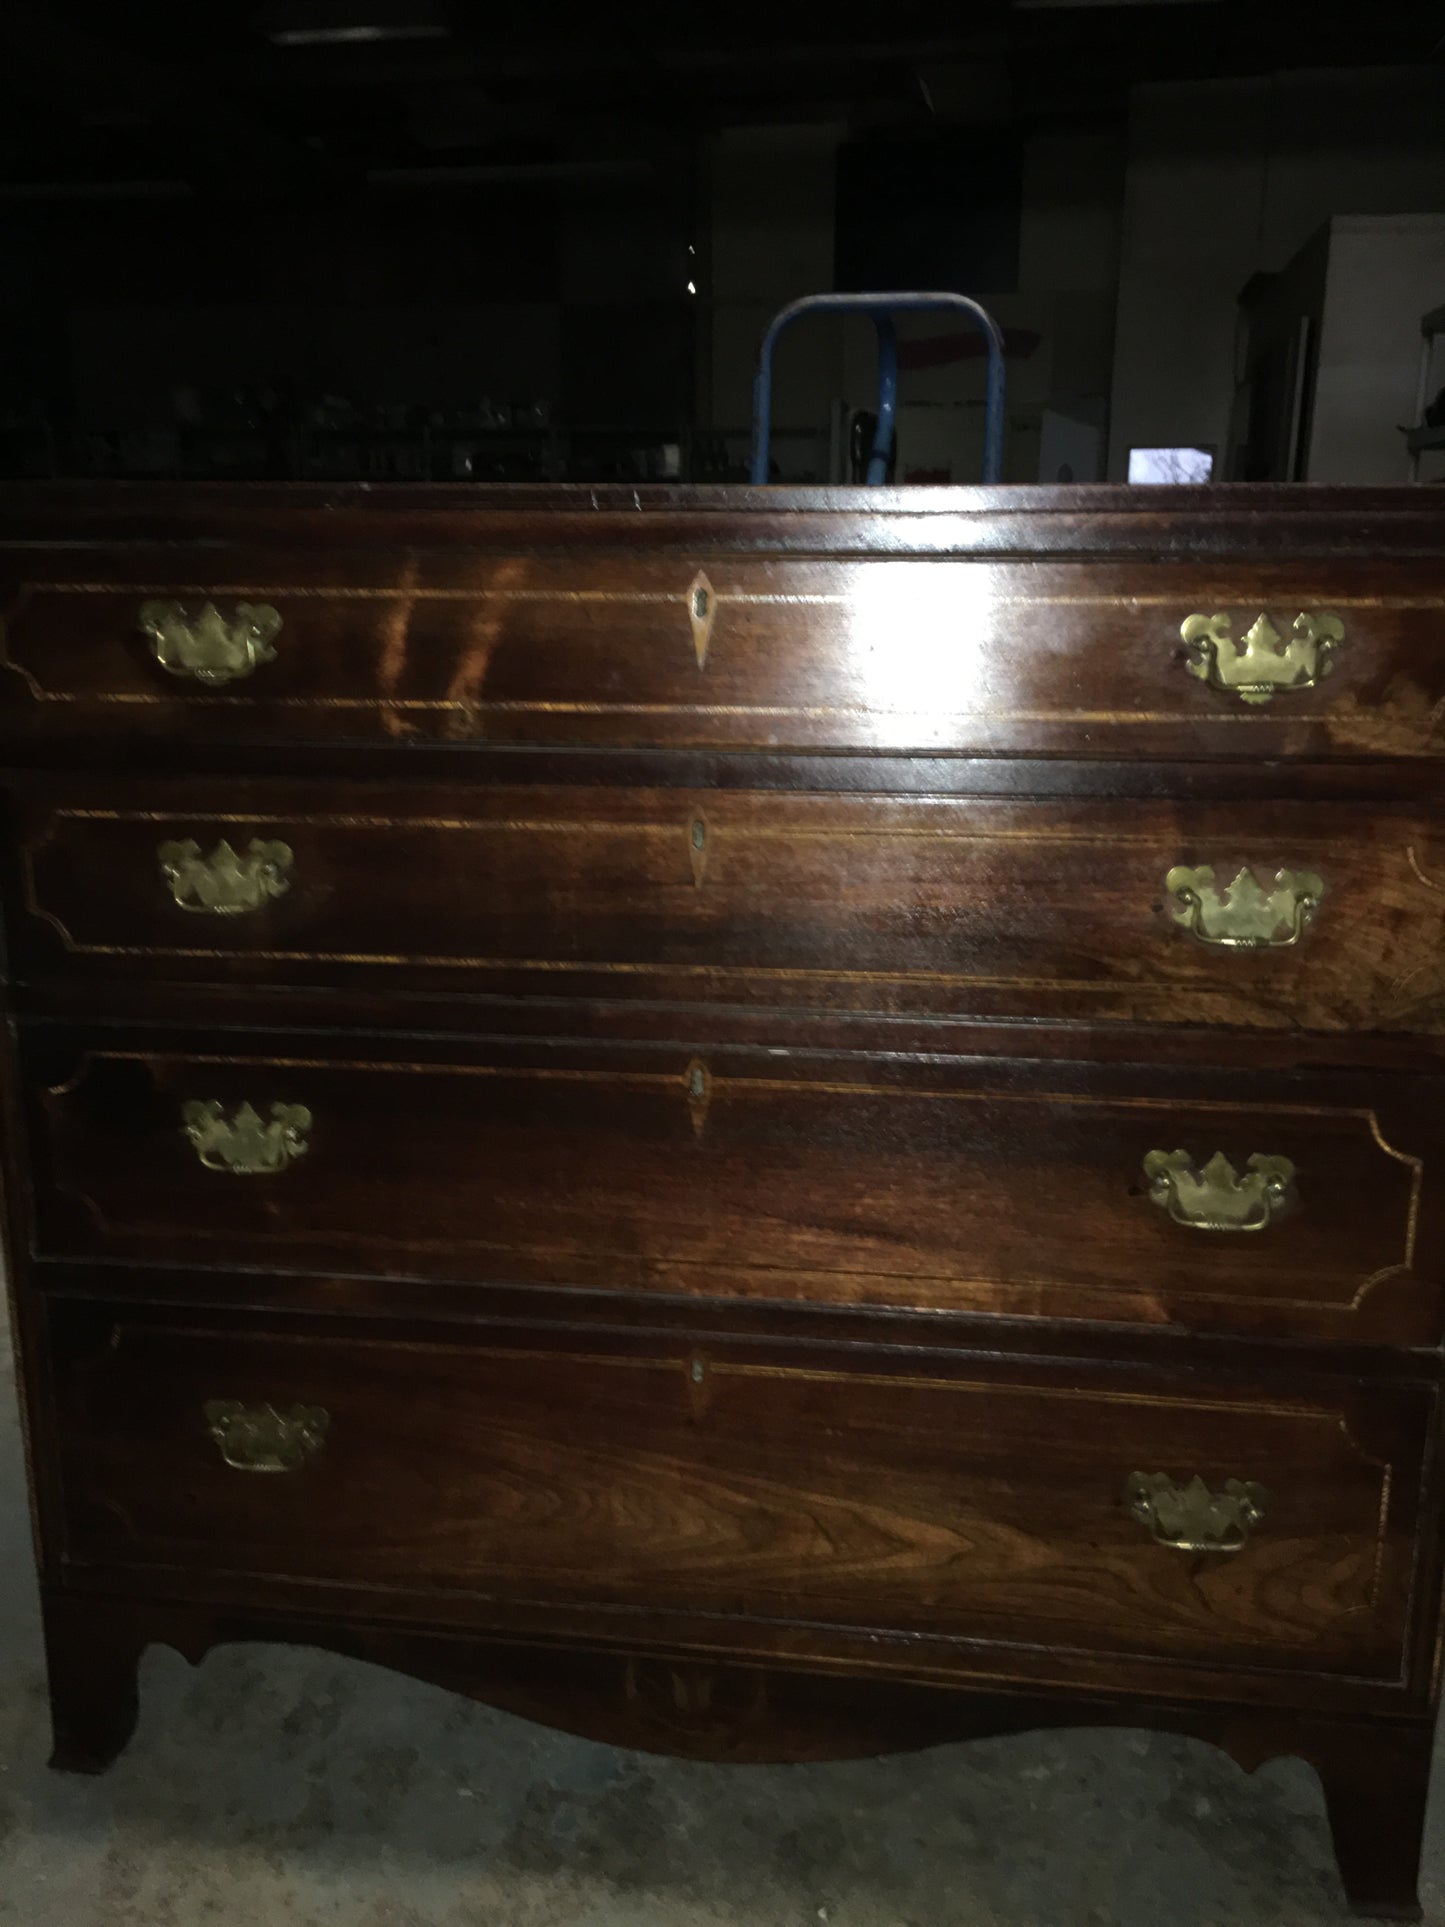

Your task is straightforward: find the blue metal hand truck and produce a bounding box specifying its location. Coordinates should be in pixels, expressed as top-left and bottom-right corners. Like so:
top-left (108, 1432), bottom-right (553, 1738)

top-left (749, 290), bottom-right (1007, 486)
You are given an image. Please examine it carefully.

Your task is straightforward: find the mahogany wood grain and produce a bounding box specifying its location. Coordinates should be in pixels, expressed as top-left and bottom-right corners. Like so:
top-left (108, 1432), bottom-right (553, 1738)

top-left (15, 778), bottom-right (1445, 1030)
top-left (1, 480), bottom-right (1442, 558)
top-left (5, 481), bottom-right (1445, 1919)
top-left (25, 971), bottom-right (1445, 1074)
top-left (2, 549), bottom-right (1443, 758)
top-left (45, 1302), bottom-right (1429, 1696)
top-left (23, 1251), bottom-right (1445, 1393)
top-left (24, 1024), bottom-right (1445, 1345)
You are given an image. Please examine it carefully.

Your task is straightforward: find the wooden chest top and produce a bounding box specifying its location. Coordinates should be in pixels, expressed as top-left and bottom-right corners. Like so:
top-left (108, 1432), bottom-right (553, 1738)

top-left (1, 482), bottom-right (1443, 764)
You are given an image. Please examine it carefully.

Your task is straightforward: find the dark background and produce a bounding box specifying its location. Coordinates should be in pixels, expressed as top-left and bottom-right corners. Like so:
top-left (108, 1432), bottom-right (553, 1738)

top-left (0, 3), bottom-right (1441, 483)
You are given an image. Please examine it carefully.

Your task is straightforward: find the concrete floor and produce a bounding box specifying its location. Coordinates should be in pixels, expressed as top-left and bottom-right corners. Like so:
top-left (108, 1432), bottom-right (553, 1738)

top-left (2, 1300), bottom-right (1443, 1927)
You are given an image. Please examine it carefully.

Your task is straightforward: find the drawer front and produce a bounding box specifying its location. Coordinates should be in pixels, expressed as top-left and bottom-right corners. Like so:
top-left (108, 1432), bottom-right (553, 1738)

top-left (26, 1030), bottom-right (1445, 1345)
top-left (48, 1306), bottom-right (1431, 1699)
top-left (3, 554), bottom-right (1443, 756)
top-left (15, 782), bottom-right (1445, 1031)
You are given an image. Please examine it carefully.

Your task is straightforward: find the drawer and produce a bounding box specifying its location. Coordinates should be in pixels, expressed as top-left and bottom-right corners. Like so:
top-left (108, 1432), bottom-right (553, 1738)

top-left (2, 553), bottom-right (1443, 757)
top-left (26, 1028), bottom-right (1445, 1345)
top-left (14, 780), bottom-right (1445, 1031)
top-left (48, 1305), bottom-right (1432, 1702)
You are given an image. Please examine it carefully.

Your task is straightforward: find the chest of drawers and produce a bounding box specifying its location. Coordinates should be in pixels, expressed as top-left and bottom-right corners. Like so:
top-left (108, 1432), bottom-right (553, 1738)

top-left (3, 480), bottom-right (1444, 1919)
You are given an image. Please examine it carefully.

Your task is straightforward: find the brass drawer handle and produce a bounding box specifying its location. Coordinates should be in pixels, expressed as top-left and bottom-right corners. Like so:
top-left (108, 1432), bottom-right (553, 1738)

top-left (205, 1400), bottom-right (329, 1473)
top-left (182, 1099), bottom-right (312, 1175)
top-left (1166, 863), bottom-right (1323, 948)
top-left (1126, 1471), bottom-right (1266, 1554)
top-left (138, 598), bottom-right (282, 686)
top-left (1181, 611), bottom-right (1341, 704)
top-left (1144, 1149), bottom-right (1295, 1232)
top-left (159, 838), bottom-right (293, 915)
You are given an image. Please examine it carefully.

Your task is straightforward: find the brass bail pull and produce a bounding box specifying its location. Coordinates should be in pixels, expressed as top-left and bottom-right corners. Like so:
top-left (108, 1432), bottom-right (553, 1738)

top-left (182, 1099), bottom-right (312, 1175)
top-left (1125, 1471), bottom-right (1266, 1554)
top-left (139, 600), bottom-right (282, 687)
top-left (1166, 864), bottom-right (1323, 949)
top-left (204, 1401), bottom-right (329, 1473)
top-left (159, 838), bottom-right (293, 915)
top-left (1181, 611), bottom-right (1341, 705)
top-left (1143, 1149), bottom-right (1295, 1233)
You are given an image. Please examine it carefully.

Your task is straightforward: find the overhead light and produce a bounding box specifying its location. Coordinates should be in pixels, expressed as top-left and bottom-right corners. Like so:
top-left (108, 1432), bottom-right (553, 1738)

top-left (270, 22), bottom-right (447, 40)
top-left (260, 2), bottom-right (449, 46)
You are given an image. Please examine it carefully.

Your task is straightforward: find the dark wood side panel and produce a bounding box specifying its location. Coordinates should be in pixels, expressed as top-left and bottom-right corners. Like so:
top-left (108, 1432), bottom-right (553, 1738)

top-left (13, 779), bottom-right (1445, 1029)
top-left (22, 1025), bottom-right (1445, 1345)
top-left (46, 1303), bottom-right (1430, 1699)
top-left (1, 552), bottom-right (1443, 757)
